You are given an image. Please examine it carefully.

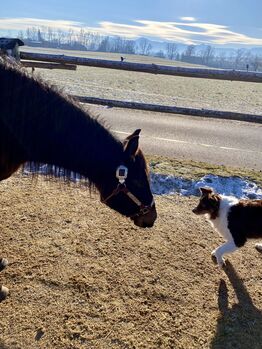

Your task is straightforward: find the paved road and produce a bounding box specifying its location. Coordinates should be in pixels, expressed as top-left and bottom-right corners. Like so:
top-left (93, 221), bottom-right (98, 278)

top-left (89, 106), bottom-right (262, 171)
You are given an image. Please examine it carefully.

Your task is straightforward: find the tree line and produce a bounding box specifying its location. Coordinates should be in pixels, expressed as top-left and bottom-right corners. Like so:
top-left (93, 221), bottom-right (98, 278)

top-left (17, 26), bottom-right (262, 71)
top-left (156, 43), bottom-right (261, 71)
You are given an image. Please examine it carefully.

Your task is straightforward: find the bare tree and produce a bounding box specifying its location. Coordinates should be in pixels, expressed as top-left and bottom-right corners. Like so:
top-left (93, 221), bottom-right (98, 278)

top-left (97, 36), bottom-right (111, 52)
top-left (26, 27), bottom-right (32, 40)
top-left (47, 27), bottom-right (54, 42)
top-left (17, 30), bottom-right (24, 40)
top-left (124, 40), bottom-right (136, 54)
top-left (201, 45), bottom-right (214, 65)
top-left (39, 26), bottom-right (47, 41)
top-left (112, 36), bottom-right (123, 52)
top-left (234, 49), bottom-right (246, 69)
top-left (90, 33), bottom-right (101, 50)
top-left (181, 45), bottom-right (196, 63)
top-left (67, 28), bottom-right (74, 46)
top-left (155, 50), bottom-right (165, 58)
top-left (166, 42), bottom-right (178, 60)
top-left (216, 51), bottom-right (227, 68)
top-left (138, 38), bottom-right (152, 55)
top-left (251, 55), bottom-right (262, 71)
top-left (185, 45), bottom-right (196, 57)
top-left (78, 28), bottom-right (86, 45)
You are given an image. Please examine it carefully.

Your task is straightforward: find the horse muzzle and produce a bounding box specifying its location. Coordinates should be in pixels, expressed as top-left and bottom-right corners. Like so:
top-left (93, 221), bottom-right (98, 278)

top-left (131, 203), bottom-right (157, 228)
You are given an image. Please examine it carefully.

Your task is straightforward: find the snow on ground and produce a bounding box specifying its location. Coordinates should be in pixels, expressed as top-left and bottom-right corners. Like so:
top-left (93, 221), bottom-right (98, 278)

top-left (24, 165), bottom-right (262, 199)
top-left (151, 173), bottom-right (262, 199)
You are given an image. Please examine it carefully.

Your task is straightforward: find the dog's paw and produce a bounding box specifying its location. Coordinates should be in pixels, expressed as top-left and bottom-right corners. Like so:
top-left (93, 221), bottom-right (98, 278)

top-left (0, 285), bottom-right (9, 302)
top-left (0, 258), bottom-right (8, 272)
top-left (211, 250), bottom-right (225, 268)
top-left (211, 253), bottom-right (217, 264)
top-left (217, 258), bottom-right (226, 269)
top-left (255, 244), bottom-right (262, 253)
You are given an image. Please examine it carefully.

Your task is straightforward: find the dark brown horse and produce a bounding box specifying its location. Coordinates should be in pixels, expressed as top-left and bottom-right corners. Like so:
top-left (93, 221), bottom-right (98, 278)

top-left (0, 58), bottom-right (157, 299)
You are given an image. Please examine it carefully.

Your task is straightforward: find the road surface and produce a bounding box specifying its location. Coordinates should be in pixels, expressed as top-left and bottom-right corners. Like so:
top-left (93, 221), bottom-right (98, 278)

top-left (88, 105), bottom-right (262, 171)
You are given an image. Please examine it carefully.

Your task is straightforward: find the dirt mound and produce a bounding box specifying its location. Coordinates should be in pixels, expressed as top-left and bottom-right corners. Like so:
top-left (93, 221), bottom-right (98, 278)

top-left (0, 174), bottom-right (262, 348)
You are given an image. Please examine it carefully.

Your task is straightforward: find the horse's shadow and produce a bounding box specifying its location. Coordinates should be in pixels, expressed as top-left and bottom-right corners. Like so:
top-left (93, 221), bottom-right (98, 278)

top-left (211, 261), bottom-right (262, 349)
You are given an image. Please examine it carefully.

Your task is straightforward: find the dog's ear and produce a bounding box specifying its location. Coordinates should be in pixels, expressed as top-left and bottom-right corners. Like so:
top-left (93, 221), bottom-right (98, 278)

top-left (200, 187), bottom-right (213, 196)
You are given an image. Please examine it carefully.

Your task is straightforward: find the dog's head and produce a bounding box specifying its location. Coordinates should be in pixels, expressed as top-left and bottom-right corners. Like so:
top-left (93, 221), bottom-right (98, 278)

top-left (192, 187), bottom-right (221, 219)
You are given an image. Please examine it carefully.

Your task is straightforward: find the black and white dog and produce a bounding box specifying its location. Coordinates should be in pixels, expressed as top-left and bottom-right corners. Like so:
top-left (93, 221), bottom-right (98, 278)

top-left (192, 187), bottom-right (262, 267)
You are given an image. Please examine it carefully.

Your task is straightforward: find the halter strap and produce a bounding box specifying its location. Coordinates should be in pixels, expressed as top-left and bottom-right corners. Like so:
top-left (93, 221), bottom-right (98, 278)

top-left (101, 165), bottom-right (155, 218)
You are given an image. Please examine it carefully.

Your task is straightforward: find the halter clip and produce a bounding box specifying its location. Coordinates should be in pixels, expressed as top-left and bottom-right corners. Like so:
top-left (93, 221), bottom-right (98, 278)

top-left (116, 165), bottom-right (128, 184)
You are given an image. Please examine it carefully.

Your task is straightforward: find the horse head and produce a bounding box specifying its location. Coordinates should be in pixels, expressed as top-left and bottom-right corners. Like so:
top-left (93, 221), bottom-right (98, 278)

top-left (100, 129), bottom-right (157, 228)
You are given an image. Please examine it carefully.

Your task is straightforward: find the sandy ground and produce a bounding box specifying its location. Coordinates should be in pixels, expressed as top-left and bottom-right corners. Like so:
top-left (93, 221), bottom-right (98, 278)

top-left (1, 173), bottom-right (262, 349)
top-left (22, 47), bottom-right (262, 116)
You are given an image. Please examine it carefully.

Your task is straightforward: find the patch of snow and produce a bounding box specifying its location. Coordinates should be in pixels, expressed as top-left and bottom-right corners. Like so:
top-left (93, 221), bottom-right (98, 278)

top-left (23, 165), bottom-right (262, 200)
top-left (150, 173), bottom-right (262, 199)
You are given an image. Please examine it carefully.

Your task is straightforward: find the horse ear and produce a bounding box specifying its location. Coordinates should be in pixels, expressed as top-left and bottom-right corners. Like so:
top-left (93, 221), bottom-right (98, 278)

top-left (123, 129), bottom-right (141, 159)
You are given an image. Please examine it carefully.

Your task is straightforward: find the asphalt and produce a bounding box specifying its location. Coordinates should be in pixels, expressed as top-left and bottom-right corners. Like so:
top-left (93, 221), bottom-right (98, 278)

top-left (87, 105), bottom-right (262, 171)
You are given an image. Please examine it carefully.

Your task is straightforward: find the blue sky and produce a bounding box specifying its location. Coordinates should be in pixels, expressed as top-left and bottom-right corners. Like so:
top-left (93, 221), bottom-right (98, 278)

top-left (1, 0), bottom-right (262, 47)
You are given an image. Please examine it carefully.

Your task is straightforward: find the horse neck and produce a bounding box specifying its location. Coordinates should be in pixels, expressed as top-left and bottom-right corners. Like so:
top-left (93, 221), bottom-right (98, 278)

top-left (1, 62), bottom-right (123, 187)
top-left (28, 104), bottom-right (123, 187)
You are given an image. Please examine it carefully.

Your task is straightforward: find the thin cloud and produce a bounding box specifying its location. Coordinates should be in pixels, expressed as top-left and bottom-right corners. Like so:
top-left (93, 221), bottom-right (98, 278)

top-left (0, 17), bottom-right (262, 46)
top-left (73, 19), bottom-right (261, 46)
top-left (95, 20), bottom-right (262, 46)
top-left (0, 17), bottom-right (82, 31)
top-left (180, 17), bottom-right (196, 21)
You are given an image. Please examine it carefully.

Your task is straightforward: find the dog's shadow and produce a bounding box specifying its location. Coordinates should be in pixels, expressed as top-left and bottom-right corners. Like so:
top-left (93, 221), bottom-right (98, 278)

top-left (211, 261), bottom-right (262, 349)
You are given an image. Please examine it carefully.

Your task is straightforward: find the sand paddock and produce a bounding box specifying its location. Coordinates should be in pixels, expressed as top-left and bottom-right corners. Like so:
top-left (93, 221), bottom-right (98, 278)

top-left (0, 174), bottom-right (262, 349)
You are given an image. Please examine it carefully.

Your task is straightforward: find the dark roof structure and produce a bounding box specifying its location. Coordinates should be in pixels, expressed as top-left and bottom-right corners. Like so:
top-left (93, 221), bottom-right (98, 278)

top-left (0, 38), bottom-right (24, 50)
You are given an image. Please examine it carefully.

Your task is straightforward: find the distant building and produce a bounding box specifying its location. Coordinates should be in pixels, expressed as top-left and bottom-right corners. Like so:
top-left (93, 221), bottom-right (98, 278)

top-left (0, 38), bottom-right (24, 60)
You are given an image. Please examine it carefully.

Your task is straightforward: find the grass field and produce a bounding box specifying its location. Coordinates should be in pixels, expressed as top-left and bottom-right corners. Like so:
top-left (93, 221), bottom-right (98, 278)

top-left (22, 47), bottom-right (262, 116)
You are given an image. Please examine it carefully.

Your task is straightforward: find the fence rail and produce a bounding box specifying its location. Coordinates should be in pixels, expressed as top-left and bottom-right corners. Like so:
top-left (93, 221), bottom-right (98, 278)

top-left (20, 51), bottom-right (262, 83)
top-left (74, 96), bottom-right (262, 124)
top-left (22, 60), bottom-right (77, 70)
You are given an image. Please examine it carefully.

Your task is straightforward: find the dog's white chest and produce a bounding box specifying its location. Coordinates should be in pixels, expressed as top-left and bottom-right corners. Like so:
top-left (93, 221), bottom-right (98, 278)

top-left (207, 196), bottom-right (239, 241)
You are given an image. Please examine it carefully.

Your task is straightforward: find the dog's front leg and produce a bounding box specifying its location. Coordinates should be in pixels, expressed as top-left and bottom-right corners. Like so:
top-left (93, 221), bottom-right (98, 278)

top-left (211, 241), bottom-right (238, 268)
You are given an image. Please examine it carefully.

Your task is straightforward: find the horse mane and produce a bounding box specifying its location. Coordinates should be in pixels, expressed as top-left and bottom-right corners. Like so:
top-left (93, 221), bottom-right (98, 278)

top-left (0, 57), bottom-right (122, 189)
